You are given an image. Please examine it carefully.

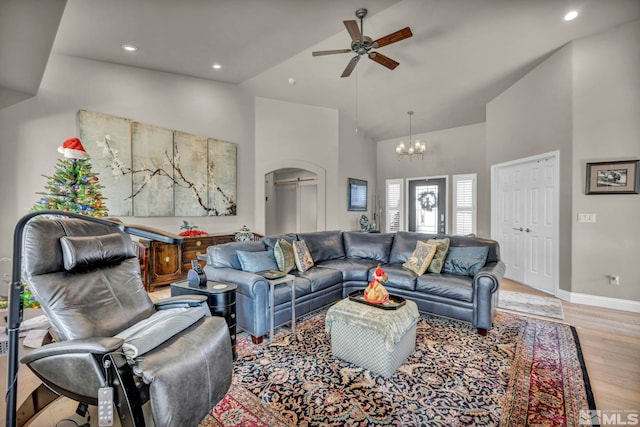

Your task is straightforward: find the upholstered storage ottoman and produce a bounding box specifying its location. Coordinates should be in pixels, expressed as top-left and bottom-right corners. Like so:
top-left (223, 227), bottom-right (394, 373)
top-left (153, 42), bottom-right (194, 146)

top-left (325, 298), bottom-right (419, 378)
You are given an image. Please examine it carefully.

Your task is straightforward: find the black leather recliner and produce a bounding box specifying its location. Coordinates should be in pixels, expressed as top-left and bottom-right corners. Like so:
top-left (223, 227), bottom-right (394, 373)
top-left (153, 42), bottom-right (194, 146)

top-left (19, 217), bottom-right (232, 426)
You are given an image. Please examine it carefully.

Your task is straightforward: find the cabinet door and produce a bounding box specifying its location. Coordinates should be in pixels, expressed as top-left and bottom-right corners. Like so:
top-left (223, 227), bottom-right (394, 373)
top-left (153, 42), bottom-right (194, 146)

top-left (150, 242), bottom-right (182, 284)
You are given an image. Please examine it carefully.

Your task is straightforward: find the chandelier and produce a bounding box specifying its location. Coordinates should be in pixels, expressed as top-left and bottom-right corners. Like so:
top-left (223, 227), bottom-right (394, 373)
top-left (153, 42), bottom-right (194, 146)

top-left (396, 111), bottom-right (425, 160)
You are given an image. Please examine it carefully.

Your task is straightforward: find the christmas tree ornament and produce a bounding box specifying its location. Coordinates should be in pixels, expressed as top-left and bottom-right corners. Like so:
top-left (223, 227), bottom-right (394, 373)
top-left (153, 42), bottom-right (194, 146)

top-left (57, 137), bottom-right (89, 159)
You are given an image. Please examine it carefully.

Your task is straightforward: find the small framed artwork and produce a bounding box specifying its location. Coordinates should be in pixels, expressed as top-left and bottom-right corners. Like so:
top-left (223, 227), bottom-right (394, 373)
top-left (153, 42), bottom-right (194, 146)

top-left (585, 160), bottom-right (640, 194)
top-left (348, 178), bottom-right (368, 211)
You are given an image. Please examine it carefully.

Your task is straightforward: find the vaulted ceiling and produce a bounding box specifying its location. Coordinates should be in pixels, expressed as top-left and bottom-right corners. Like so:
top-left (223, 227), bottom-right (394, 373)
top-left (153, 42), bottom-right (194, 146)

top-left (2, 0), bottom-right (640, 140)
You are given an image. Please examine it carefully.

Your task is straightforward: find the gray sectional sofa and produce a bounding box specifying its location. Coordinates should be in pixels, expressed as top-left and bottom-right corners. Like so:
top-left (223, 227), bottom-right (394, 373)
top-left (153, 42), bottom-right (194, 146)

top-left (203, 230), bottom-right (506, 342)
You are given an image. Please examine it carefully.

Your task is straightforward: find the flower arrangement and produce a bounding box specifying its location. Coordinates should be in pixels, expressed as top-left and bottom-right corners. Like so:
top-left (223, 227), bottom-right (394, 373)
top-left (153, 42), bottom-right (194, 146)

top-left (179, 220), bottom-right (208, 237)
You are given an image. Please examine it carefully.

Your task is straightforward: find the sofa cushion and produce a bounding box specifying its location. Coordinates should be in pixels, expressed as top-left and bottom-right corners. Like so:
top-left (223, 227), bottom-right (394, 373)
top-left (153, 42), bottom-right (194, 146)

top-left (296, 231), bottom-right (345, 263)
top-left (343, 232), bottom-right (394, 263)
top-left (207, 241), bottom-right (266, 270)
top-left (293, 266), bottom-right (343, 292)
top-left (272, 277), bottom-right (312, 306)
top-left (370, 264), bottom-right (417, 291)
top-left (402, 241), bottom-right (437, 276)
top-left (318, 259), bottom-right (378, 282)
top-left (442, 246), bottom-right (489, 276)
top-left (236, 250), bottom-right (278, 273)
top-left (426, 238), bottom-right (450, 274)
top-left (262, 233), bottom-right (298, 250)
top-left (389, 231), bottom-right (438, 264)
top-left (274, 239), bottom-right (295, 273)
top-left (416, 274), bottom-right (473, 303)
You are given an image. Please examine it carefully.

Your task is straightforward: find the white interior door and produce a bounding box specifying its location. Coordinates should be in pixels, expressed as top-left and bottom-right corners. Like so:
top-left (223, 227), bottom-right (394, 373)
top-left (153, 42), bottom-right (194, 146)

top-left (497, 164), bottom-right (525, 283)
top-left (524, 158), bottom-right (556, 293)
top-left (493, 153), bottom-right (558, 294)
top-left (271, 169), bottom-right (318, 234)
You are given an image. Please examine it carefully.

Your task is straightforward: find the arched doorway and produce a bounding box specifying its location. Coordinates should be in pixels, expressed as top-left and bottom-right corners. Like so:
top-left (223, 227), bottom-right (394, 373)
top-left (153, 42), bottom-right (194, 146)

top-left (265, 168), bottom-right (318, 235)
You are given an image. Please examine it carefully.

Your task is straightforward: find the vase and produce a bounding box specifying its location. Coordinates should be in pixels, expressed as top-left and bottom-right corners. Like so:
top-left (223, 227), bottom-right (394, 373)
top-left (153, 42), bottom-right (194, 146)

top-left (235, 225), bottom-right (254, 242)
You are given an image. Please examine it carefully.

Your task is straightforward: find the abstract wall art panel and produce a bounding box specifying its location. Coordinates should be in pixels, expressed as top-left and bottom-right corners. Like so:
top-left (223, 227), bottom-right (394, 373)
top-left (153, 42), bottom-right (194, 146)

top-left (77, 110), bottom-right (237, 217)
top-left (174, 131), bottom-right (209, 217)
top-left (132, 122), bottom-right (174, 216)
top-left (78, 110), bottom-right (133, 216)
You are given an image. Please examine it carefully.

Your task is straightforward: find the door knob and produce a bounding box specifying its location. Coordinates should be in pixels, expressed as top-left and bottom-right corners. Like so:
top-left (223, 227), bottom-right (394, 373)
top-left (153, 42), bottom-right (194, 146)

top-left (512, 227), bottom-right (523, 231)
top-left (525, 228), bottom-right (531, 233)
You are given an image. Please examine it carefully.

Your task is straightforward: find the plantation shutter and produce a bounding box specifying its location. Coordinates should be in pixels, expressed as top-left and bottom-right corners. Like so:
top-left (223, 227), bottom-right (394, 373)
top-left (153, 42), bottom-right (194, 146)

top-left (385, 179), bottom-right (404, 232)
top-left (452, 174), bottom-right (477, 235)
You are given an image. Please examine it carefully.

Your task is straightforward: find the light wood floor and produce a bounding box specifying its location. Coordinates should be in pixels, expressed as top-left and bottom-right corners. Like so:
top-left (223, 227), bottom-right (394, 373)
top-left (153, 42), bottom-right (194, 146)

top-left (3, 279), bottom-right (639, 425)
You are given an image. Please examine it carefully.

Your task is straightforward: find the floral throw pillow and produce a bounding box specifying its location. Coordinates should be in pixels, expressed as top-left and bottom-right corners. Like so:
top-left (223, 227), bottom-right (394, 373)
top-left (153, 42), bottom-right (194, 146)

top-left (293, 240), bottom-right (314, 273)
top-left (403, 241), bottom-right (437, 276)
top-left (426, 238), bottom-right (450, 274)
top-left (274, 239), bottom-right (295, 273)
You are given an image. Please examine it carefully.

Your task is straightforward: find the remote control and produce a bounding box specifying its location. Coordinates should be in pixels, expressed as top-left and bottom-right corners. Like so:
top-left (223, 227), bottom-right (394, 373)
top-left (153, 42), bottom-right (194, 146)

top-left (98, 387), bottom-right (114, 426)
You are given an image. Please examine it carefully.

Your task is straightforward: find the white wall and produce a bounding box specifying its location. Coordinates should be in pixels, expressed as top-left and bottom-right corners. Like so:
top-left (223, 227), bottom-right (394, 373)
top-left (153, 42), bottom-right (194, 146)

top-left (0, 54), bottom-right (255, 292)
top-left (571, 20), bottom-right (640, 300)
top-left (254, 97), bottom-right (338, 234)
top-left (486, 44), bottom-right (573, 292)
top-left (376, 123), bottom-right (488, 237)
top-left (338, 111), bottom-right (377, 232)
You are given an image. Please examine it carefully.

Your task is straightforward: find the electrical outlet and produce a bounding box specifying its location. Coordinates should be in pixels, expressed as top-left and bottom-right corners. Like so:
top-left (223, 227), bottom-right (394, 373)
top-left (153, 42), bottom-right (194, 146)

top-left (609, 275), bottom-right (620, 286)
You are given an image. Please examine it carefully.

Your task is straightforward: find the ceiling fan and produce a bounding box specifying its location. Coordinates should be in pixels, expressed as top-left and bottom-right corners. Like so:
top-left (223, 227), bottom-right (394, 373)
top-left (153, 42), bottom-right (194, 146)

top-left (312, 8), bottom-right (413, 78)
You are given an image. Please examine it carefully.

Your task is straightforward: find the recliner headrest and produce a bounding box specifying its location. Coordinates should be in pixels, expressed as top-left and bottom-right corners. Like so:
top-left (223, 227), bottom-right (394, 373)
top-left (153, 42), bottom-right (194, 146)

top-left (60, 233), bottom-right (136, 271)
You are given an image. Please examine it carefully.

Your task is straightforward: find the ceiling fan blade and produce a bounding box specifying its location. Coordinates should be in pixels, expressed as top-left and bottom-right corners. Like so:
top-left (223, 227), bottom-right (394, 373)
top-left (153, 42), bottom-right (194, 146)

top-left (341, 55), bottom-right (361, 78)
top-left (368, 52), bottom-right (399, 70)
top-left (373, 27), bottom-right (413, 48)
top-left (344, 20), bottom-right (362, 41)
top-left (312, 49), bottom-right (352, 57)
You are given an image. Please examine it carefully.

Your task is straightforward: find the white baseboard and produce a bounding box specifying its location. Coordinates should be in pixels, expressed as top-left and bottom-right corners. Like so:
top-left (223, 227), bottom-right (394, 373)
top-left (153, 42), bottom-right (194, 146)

top-left (557, 289), bottom-right (640, 313)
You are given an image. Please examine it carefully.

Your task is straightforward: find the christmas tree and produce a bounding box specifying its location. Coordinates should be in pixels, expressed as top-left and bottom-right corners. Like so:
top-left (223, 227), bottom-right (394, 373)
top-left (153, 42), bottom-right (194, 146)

top-left (32, 138), bottom-right (109, 217)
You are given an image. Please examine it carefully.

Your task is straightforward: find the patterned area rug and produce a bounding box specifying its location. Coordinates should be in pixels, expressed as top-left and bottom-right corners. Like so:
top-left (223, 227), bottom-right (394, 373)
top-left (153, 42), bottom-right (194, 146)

top-left (498, 290), bottom-right (565, 320)
top-left (201, 309), bottom-right (594, 426)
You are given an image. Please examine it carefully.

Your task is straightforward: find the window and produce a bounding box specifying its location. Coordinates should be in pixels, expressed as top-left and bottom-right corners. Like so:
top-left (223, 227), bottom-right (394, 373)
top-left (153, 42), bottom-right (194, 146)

top-left (385, 179), bottom-right (404, 232)
top-left (452, 174), bottom-right (477, 235)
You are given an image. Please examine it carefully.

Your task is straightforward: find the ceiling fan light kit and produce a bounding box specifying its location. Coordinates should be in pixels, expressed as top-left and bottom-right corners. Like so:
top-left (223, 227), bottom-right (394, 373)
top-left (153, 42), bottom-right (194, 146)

top-left (312, 8), bottom-right (413, 78)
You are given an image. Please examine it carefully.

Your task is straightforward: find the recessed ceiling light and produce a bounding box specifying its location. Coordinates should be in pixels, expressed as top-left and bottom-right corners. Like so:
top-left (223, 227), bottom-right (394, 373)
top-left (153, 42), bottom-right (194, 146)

top-left (212, 64), bottom-right (222, 69)
top-left (122, 44), bottom-right (138, 52)
top-left (288, 77), bottom-right (296, 85)
top-left (563, 10), bottom-right (578, 21)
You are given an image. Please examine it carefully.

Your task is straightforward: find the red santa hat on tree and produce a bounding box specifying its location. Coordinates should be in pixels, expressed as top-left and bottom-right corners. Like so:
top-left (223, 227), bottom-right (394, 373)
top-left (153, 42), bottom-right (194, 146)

top-left (58, 137), bottom-right (89, 159)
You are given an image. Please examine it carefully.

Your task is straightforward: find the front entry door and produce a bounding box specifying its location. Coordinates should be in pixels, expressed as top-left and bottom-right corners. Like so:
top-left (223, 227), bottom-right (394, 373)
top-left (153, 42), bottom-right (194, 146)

top-left (408, 178), bottom-right (446, 234)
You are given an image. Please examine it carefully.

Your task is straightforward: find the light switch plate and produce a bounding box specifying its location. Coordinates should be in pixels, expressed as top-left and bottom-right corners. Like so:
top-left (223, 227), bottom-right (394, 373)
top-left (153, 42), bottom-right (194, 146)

top-left (577, 213), bottom-right (596, 223)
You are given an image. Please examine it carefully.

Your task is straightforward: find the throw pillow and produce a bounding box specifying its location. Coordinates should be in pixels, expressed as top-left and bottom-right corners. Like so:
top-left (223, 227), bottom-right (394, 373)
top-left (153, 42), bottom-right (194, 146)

top-left (293, 240), bottom-right (314, 273)
top-left (274, 239), bottom-right (295, 273)
top-left (426, 238), bottom-right (450, 274)
top-left (442, 246), bottom-right (490, 276)
top-left (236, 250), bottom-right (278, 273)
top-left (402, 241), bottom-right (437, 276)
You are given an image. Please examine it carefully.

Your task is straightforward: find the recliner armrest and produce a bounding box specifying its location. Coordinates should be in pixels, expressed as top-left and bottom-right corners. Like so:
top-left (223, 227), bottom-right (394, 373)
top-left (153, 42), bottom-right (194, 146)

top-left (21, 337), bottom-right (124, 364)
top-left (154, 295), bottom-right (208, 310)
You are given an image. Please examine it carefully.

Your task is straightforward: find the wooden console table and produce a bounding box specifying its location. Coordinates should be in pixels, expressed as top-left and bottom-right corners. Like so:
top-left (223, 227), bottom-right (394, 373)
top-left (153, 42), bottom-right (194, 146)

top-left (138, 232), bottom-right (262, 291)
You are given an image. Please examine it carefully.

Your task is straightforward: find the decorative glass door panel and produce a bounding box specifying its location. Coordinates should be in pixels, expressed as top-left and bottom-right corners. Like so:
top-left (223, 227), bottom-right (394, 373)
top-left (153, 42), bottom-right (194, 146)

top-left (408, 178), bottom-right (446, 234)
